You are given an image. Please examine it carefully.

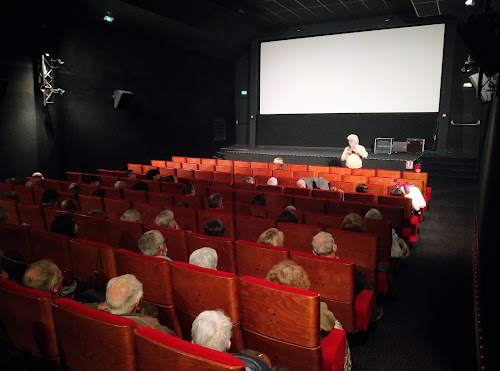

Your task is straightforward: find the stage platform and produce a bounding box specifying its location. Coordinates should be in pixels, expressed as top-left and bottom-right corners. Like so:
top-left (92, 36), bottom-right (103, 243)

top-left (217, 145), bottom-right (422, 171)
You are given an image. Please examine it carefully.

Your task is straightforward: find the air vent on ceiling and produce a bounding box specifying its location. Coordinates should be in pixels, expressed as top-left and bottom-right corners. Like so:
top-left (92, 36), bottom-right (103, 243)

top-left (410, 0), bottom-right (443, 17)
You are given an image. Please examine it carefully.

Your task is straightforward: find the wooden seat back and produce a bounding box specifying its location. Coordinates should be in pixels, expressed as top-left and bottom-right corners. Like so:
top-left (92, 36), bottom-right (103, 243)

top-left (293, 196), bottom-right (327, 213)
top-left (185, 232), bottom-right (236, 274)
top-left (104, 218), bottom-right (144, 253)
top-left (18, 202), bottom-right (47, 230)
top-left (302, 212), bottom-right (344, 230)
top-left (235, 215), bottom-right (275, 243)
top-left (343, 192), bottom-right (377, 204)
top-left (29, 229), bottom-right (71, 270)
top-left (277, 222), bottom-right (321, 254)
top-left (235, 240), bottom-right (289, 279)
top-left (326, 200), bottom-right (364, 216)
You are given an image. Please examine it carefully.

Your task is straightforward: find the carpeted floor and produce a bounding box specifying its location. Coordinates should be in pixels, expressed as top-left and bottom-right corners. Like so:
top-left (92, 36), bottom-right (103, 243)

top-left (348, 176), bottom-right (478, 371)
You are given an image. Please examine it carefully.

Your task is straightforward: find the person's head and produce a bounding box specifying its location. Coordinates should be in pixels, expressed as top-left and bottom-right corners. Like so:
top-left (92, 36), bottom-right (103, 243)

top-left (267, 177), bottom-right (278, 186)
top-left (273, 157), bottom-right (284, 164)
top-left (0, 205), bottom-right (8, 222)
top-left (25, 178), bottom-right (43, 187)
top-left (138, 230), bottom-right (167, 257)
top-left (68, 182), bottom-right (81, 193)
top-left (114, 180), bottom-right (128, 189)
top-left (91, 188), bottom-right (106, 197)
top-left (41, 189), bottom-right (60, 206)
top-left (131, 181), bottom-right (149, 191)
top-left (106, 274), bottom-right (143, 315)
top-left (177, 201), bottom-right (190, 208)
top-left (5, 177), bottom-right (19, 184)
top-left (207, 193), bottom-right (223, 209)
top-left (257, 228), bottom-right (284, 247)
top-left (1, 191), bottom-right (18, 200)
top-left (60, 199), bottom-right (79, 211)
top-left (154, 209), bottom-right (179, 229)
top-left (242, 176), bottom-right (254, 184)
top-left (120, 209), bottom-right (142, 223)
top-left (51, 214), bottom-right (78, 237)
top-left (265, 260), bottom-right (310, 290)
top-left (365, 208), bottom-right (383, 220)
top-left (276, 210), bottom-right (298, 224)
top-left (31, 172), bottom-right (44, 179)
top-left (23, 259), bottom-right (63, 296)
top-left (312, 232), bottom-right (337, 257)
top-left (125, 169), bottom-right (136, 179)
top-left (347, 134), bottom-right (359, 147)
top-left (355, 183), bottom-right (368, 193)
top-left (83, 174), bottom-right (99, 185)
top-left (340, 212), bottom-right (367, 233)
top-left (203, 219), bottom-right (225, 237)
top-left (189, 247), bottom-right (218, 270)
top-left (89, 209), bottom-right (106, 216)
top-left (164, 175), bottom-right (176, 183)
top-left (296, 179), bottom-right (306, 188)
top-left (390, 187), bottom-right (405, 197)
top-left (181, 183), bottom-right (195, 196)
top-left (251, 194), bottom-right (266, 206)
top-left (146, 169), bottom-right (160, 180)
top-left (191, 310), bottom-right (232, 352)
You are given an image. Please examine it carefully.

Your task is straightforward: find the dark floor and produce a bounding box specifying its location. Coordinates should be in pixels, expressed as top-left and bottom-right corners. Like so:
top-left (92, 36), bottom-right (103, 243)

top-left (348, 176), bottom-right (478, 371)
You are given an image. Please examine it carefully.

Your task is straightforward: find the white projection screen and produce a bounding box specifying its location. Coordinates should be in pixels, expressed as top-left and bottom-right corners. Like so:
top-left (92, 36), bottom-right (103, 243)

top-left (259, 23), bottom-right (445, 114)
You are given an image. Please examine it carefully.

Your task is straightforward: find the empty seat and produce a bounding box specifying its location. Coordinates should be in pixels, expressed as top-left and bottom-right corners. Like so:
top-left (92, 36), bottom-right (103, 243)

top-left (235, 215), bottom-right (275, 243)
top-left (177, 169), bottom-right (195, 179)
top-left (151, 160), bottom-right (167, 167)
top-left (103, 198), bottom-right (132, 220)
top-left (253, 174), bottom-right (273, 185)
top-left (169, 206), bottom-right (198, 233)
top-left (233, 181), bottom-right (257, 190)
top-left (233, 202), bottom-right (267, 219)
top-left (172, 156), bottom-right (187, 163)
top-left (141, 180), bottom-right (161, 193)
top-left (148, 192), bottom-right (175, 207)
top-left (0, 223), bottom-right (32, 275)
top-left (186, 157), bottom-right (201, 164)
top-left (43, 178), bottom-right (62, 191)
top-left (195, 170), bottom-right (214, 180)
top-left (263, 193), bottom-right (292, 209)
top-left (128, 163), bottom-right (143, 174)
top-left (72, 212), bottom-right (108, 244)
top-left (329, 181), bottom-right (356, 193)
top-left (234, 189), bottom-right (261, 205)
top-left (367, 176), bottom-right (396, 187)
top-left (303, 212), bottom-right (344, 230)
top-left (217, 159), bottom-right (233, 167)
top-left (100, 186), bottom-right (123, 199)
top-left (293, 196), bottom-right (327, 213)
top-left (351, 168), bottom-right (376, 177)
top-left (286, 163), bottom-right (308, 171)
top-left (159, 167), bottom-right (177, 177)
top-left (66, 172), bottom-right (83, 183)
top-left (235, 240), bottom-right (289, 279)
top-left (329, 166), bottom-right (351, 175)
top-left (326, 200), bottom-right (364, 216)
top-left (171, 262), bottom-right (243, 351)
top-left (277, 222), bottom-right (321, 254)
top-left (123, 188), bottom-right (149, 203)
top-left (343, 192), bottom-right (377, 204)
top-left (166, 161), bottom-right (183, 169)
top-left (272, 169), bottom-right (294, 178)
top-left (276, 177), bottom-right (301, 187)
top-left (201, 158), bottom-right (217, 165)
top-left (29, 229), bottom-right (71, 270)
top-left (239, 276), bottom-right (347, 371)
top-left (104, 218), bottom-right (144, 253)
top-left (198, 164), bottom-right (216, 172)
top-left (161, 182), bottom-right (185, 194)
top-left (283, 186), bottom-right (312, 197)
top-left (52, 298), bottom-right (137, 371)
top-left (376, 169), bottom-right (401, 178)
top-left (214, 165), bottom-right (233, 174)
top-left (294, 170), bottom-right (315, 178)
top-left (210, 180), bottom-right (233, 188)
top-left (134, 327), bottom-right (245, 371)
top-left (144, 224), bottom-right (189, 263)
top-left (342, 174), bottom-right (368, 184)
top-left (308, 165), bottom-right (330, 176)
top-left (311, 189), bottom-right (343, 200)
top-left (366, 183), bottom-right (388, 196)
top-left (80, 183), bottom-right (100, 195)
top-left (18, 202), bottom-right (47, 230)
top-left (12, 184), bottom-right (34, 203)
top-left (317, 172), bottom-right (343, 182)
top-left (257, 184), bottom-right (283, 194)
top-left (186, 232), bottom-right (236, 274)
top-left (182, 163), bottom-right (199, 171)
top-left (0, 182), bottom-right (13, 193)
top-left (78, 195), bottom-right (105, 213)
top-left (99, 175), bottom-right (119, 188)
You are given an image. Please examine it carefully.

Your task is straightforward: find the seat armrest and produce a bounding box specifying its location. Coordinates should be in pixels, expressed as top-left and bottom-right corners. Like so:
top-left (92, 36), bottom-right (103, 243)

top-left (355, 289), bottom-right (374, 331)
top-left (321, 328), bottom-right (347, 371)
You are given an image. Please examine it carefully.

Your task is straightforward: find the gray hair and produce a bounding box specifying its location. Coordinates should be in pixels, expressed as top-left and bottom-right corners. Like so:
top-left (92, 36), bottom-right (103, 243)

top-left (312, 232), bottom-right (335, 256)
top-left (120, 209), bottom-right (141, 222)
top-left (189, 247), bottom-right (218, 270)
top-left (23, 259), bottom-right (59, 293)
top-left (155, 210), bottom-right (177, 229)
top-left (106, 274), bottom-right (143, 315)
top-left (267, 177), bottom-right (278, 186)
top-left (347, 134), bottom-right (359, 143)
top-left (191, 310), bottom-right (232, 352)
top-left (138, 230), bottom-right (165, 256)
top-left (365, 208), bottom-right (383, 220)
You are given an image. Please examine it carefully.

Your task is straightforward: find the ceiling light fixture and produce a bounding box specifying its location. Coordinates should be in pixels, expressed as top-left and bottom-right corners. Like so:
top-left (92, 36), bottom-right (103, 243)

top-left (461, 55), bottom-right (475, 72)
top-left (465, 0), bottom-right (475, 6)
top-left (103, 11), bottom-right (114, 23)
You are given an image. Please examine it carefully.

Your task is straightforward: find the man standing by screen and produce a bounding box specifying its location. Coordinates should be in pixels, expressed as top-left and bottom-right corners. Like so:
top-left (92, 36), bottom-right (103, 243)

top-left (341, 134), bottom-right (368, 169)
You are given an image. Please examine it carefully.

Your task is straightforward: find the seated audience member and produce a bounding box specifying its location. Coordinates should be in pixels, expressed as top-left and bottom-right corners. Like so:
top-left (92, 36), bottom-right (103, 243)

top-left (83, 174), bottom-right (100, 185)
top-left (257, 228), bottom-right (284, 247)
top-left (340, 213), bottom-right (366, 233)
top-left (177, 201), bottom-right (190, 208)
top-left (114, 180), bottom-right (128, 189)
top-left (51, 214), bottom-right (78, 238)
top-left (312, 231), bottom-right (383, 321)
top-left (125, 169), bottom-right (136, 179)
top-left (273, 157), bottom-right (287, 170)
top-left (365, 208), bottom-right (409, 259)
top-left (68, 182), bottom-right (82, 194)
top-left (296, 177), bottom-right (329, 190)
top-left (154, 209), bottom-right (179, 229)
top-left (41, 189), bottom-right (60, 207)
top-left (5, 177), bottom-right (20, 184)
top-left (267, 177), bottom-right (278, 186)
top-left (146, 169), bottom-right (160, 180)
top-left (181, 183), bottom-right (196, 196)
top-left (131, 181), bottom-right (149, 191)
top-left (393, 182), bottom-right (426, 216)
top-left (276, 210), bottom-right (298, 224)
top-left (61, 199), bottom-right (80, 211)
top-left (106, 274), bottom-right (176, 336)
top-left (23, 259), bottom-right (105, 309)
top-left (164, 175), bottom-right (176, 182)
top-left (355, 183), bottom-right (368, 193)
top-left (189, 247), bottom-right (218, 270)
top-left (203, 218), bottom-right (225, 237)
top-left (251, 194), bottom-right (266, 206)
top-left (242, 176), bottom-right (254, 184)
top-left (0, 205), bottom-right (7, 222)
top-left (25, 178), bottom-right (43, 187)
top-left (89, 209), bottom-right (106, 216)
top-left (191, 310), bottom-right (272, 371)
top-left (31, 172), bottom-right (44, 179)
top-left (389, 187), bottom-right (405, 197)
top-left (120, 208), bottom-right (142, 223)
top-left (207, 193), bottom-right (223, 209)
top-left (138, 230), bottom-right (172, 262)
top-left (91, 188), bottom-right (106, 197)
top-left (341, 134), bottom-right (368, 169)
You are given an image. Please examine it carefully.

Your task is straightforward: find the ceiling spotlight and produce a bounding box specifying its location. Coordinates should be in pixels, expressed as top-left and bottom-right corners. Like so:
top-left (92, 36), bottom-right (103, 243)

top-left (461, 55), bottom-right (475, 72)
top-left (103, 11), bottom-right (114, 23)
top-left (465, 0), bottom-right (475, 6)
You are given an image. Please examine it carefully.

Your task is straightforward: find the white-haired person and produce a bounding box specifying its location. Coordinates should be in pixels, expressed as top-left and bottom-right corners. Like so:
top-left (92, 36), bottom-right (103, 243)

top-left (120, 208), bottom-right (142, 223)
top-left (138, 230), bottom-right (172, 262)
top-left (365, 208), bottom-right (409, 259)
top-left (267, 176), bottom-right (278, 186)
top-left (189, 247), bottom-right (218, 270)
top-left (191, 310), bottom-right (272, 371)
top-left (106, 274), bottom-right (176, 336)
top-left (341, 134), bottom-right (368, 169)
top-left (154, 209), bottom-right (180, 229)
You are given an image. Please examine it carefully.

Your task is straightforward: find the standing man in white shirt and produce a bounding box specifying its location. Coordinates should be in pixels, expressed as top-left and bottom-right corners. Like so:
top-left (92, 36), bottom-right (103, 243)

top-left (341, 134), bottom-right (368, 169)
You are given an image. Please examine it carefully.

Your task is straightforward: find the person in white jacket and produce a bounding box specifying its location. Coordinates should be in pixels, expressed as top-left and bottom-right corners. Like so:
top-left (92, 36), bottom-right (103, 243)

top-left (341, 134), bottom-right (368, 169)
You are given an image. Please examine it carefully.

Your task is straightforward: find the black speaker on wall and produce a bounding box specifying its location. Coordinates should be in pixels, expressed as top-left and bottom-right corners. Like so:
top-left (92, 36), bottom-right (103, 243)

top-left (113, 90), bottom-right (133, 109)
